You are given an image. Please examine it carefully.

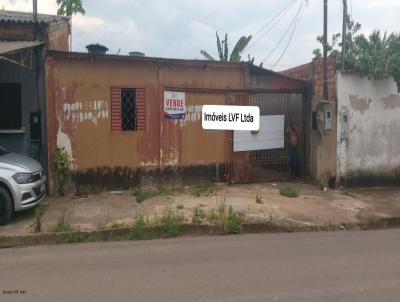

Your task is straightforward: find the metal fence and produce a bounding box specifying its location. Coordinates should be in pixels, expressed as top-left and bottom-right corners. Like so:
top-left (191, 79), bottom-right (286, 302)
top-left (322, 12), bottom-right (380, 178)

top-left (225, 93), bottom-right (304, 184)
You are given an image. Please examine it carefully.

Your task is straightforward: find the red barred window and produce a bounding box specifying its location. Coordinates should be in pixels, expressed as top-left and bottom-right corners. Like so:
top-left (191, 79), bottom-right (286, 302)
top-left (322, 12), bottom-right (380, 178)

top-left (110, 87), bottom-right (146, 131)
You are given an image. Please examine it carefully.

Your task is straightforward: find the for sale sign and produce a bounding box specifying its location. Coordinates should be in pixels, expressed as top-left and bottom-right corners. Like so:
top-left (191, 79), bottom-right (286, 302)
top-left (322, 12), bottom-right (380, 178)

top-left (164, 91), bottom-right (185, 119)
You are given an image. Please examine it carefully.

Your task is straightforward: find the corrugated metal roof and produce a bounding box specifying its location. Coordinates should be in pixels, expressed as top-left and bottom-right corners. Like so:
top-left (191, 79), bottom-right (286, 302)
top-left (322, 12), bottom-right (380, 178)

top-left (47, 50), bottom-right (250, 66)
top-left (0, 10), bottom-right (69, 24)
top-left (0, 40), bottom-right (43, 55)
top-left (46, 50), bottom-right (307, 85)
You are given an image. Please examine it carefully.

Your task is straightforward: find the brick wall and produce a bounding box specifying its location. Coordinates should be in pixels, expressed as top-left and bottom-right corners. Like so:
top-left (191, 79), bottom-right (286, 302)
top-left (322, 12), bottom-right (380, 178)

top-left (47, 23), bottom-right (70, 51)
top-left (281, 56), bottom-right (337, 185)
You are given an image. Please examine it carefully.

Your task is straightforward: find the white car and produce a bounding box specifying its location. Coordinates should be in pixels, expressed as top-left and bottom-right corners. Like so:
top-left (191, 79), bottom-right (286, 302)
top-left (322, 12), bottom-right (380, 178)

top-left (0, 145), bottom-right (46, 225)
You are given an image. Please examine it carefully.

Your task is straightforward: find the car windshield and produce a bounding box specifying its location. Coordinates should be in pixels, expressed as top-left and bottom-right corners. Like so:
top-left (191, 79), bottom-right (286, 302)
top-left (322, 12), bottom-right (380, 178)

top-left (0, 146), bottom-right (10, 156)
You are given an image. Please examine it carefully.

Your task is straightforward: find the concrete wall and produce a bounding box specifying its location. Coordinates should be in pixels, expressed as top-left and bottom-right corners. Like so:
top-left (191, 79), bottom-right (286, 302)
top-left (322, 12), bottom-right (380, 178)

top-left (336, 72), bottom-right (400, 186)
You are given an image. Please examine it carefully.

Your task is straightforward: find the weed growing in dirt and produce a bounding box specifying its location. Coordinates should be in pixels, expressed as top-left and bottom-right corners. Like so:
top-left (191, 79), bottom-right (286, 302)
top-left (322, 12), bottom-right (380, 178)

top-left (255, 195), bottom-right (263, 204)
top-left (133, 186), bottom-right (185, 203)
top-left (133, 189), bottom-right (160, 203)
top-left (51, 211), bottom-right (74, 233)
top-left (130, 214), bottom-right (153, 240)
top-left (191, 184), bottom-right (215, 197)
top-left (31, 205), bottom-right (44, 233)
top-left (207, 200), bottom-right (245, 234)
top-left (279, 185), bottom-right (299, 198)
top-left (192, 207), bottom-right (206, 224)
top-left (156, 208), bottom-right (184, 238)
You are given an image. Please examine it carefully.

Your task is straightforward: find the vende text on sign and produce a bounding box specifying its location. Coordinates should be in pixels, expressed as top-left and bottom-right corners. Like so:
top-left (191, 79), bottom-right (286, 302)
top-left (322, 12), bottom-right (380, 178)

top-left (202, 105), bottom-right (260, 131)
top-left (164, 91), bottom-right (185, 119)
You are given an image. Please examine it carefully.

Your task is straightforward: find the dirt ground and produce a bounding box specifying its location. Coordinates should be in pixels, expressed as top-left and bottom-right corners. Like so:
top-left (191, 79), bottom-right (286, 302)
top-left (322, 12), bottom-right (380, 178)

top-left (2, 182), bottom-right (400, 236)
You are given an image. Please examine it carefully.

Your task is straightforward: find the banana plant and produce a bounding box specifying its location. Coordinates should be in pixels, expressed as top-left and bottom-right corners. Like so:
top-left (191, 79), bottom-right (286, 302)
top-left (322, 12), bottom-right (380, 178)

top-left (201, 32), bottom-right (252, 62)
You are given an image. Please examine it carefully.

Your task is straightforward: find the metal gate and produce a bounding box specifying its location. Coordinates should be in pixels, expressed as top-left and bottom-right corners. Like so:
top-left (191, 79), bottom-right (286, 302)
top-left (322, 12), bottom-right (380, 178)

top-left (225, 93), bottom-right (305, 183)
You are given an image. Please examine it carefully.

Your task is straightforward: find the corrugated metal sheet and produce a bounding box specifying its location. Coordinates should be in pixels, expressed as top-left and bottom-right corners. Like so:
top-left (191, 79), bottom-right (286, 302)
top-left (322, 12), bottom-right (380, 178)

top-left (0, 40), bottom-right (42, 55)
top-left (0, 10), bottom-right (69, 24)
top-left (47, 50), bottom-right (249, 66)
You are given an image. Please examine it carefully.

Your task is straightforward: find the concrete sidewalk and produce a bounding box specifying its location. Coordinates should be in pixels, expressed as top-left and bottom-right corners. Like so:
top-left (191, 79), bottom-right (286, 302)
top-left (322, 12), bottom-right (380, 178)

top-left (1, 182), bottom-right (400, 237)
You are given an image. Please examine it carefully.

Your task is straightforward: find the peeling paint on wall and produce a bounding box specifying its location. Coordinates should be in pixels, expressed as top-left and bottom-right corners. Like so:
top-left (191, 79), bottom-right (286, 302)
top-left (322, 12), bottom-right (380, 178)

top-left (349, 95), bottom-right (370, 114)
top-left (382, 94), bottom-right (400, 110)
top-left (337, 72), bottom-right (400, 184)
top-left (56, 124), bottom-right (74, 167)
top-left (185, 105), bottom-right (202, 122)
top-left (63, 100), bottom-right (109, 125)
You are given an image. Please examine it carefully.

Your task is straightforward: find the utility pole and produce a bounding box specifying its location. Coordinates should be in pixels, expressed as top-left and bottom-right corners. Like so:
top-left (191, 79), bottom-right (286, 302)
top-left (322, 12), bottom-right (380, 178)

top-left (323, 0), bottom-right (328, 101)
top-left (32, 0), bottom-right (38, 39)
top-left (341, 0), bottom-right (347, 71)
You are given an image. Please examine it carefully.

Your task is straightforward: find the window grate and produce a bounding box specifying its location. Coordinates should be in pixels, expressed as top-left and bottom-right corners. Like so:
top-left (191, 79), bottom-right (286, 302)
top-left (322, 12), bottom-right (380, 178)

top-left (121, 89), bottom-right (136, 131)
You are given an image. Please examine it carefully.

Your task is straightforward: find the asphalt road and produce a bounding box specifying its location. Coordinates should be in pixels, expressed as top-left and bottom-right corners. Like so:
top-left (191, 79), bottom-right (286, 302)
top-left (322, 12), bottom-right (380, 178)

top-left (1, 230), bottom-right (399, 302)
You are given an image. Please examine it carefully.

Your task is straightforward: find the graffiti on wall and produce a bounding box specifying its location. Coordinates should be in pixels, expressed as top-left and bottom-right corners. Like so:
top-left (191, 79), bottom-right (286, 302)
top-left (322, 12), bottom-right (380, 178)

top-left (63, 100), bottom-right (109, 125)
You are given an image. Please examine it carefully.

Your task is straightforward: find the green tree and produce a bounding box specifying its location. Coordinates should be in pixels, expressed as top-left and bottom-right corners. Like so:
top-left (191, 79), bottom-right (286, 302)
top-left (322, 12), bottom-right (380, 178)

top-left (56, 0), bottom-right (86, 17)
top-left (313, 17), bottom-right (400, 90)
top-left (201, 32), bottom-right (253, 62)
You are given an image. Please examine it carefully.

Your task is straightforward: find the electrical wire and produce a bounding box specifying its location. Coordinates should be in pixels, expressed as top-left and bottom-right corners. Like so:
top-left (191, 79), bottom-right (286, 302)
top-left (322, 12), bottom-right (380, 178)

top-left (261, 0), bottom-right (304, 66)
top-left (270, 0), bottom-right (305, 70)
top-left (243, 0), bottom-right (299, 53)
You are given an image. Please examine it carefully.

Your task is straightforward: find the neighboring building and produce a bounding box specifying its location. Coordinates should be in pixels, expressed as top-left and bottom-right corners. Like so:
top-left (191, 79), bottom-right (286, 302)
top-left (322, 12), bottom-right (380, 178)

top-left (0, 10), bottom-right (69, 172)
top-left (282, 57), bottom-right (400, 187)
top-left (45, 51), bottom-right (307, 194)
top-left (336, 72), bottom-right (400, 186)
top-left (0, 10), bottom-right (70, 50)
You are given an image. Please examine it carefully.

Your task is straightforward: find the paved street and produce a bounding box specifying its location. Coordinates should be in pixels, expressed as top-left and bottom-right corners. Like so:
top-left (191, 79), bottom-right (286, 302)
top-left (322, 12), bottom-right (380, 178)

top-left (1, 230), bottom-right (400, 302)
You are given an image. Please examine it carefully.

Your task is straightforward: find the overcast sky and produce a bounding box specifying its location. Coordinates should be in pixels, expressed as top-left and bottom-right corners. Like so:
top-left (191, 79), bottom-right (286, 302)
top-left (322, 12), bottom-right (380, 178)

top-left (2, 0), bottom-right (400, 70)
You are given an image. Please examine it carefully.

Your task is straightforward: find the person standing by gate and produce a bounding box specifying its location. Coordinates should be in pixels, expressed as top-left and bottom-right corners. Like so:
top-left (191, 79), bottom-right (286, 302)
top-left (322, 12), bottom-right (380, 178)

top-left (286, 118), bottom-right (300, 178)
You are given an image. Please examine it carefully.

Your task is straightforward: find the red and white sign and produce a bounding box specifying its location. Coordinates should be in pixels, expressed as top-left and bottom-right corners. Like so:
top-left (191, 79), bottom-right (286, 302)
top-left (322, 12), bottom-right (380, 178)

top-left (164, 91), bottom-right (185, 119)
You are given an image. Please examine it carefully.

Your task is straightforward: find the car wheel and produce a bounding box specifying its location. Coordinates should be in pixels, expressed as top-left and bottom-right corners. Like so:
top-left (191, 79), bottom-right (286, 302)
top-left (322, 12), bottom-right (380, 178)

top-left (0, 187), bottom-right (13, 225)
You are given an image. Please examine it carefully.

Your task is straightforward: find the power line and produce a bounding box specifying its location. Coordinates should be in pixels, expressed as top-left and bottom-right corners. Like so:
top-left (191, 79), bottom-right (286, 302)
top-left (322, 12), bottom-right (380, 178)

top-left (271, 0), bottom-right (304, 70)
top-left (252, 0), bottom-right (298, 38)
top-left (261, 0), bottom-right (304, 65)
top-left (243, 0), bottom-right (299, 53)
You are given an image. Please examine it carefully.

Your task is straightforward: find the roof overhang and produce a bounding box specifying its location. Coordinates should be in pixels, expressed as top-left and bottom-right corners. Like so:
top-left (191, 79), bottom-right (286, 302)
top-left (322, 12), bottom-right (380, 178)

top-left (0, 40), bottom-right (43, 68)
top-left (0, 40), bottom-right (43, 55)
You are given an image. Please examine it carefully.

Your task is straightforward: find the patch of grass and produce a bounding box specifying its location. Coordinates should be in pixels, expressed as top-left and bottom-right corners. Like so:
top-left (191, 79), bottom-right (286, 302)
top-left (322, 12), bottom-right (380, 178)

top-left (133, 189), bottom-right (161, 203)
top-left (51, 211), bottom-right (74, 233)
top-left (192, 207), bottom-right (206, 224)
top-left (279, 184), bottom-right (299, 198)
top-left (255, 195), bottom-right (263, 204)
top-left (207, 200), bottom-right (245, 234)
top-left (31, 205), bottom-right (44, 233)
top-left (191, 183), bottom-right (215, 197)
top-left (157, 208), bottom-right (184, 238)
top-left (132, 186), bottom-right (185, 203)
top-left (130, 214), bottom-right (153, 240)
